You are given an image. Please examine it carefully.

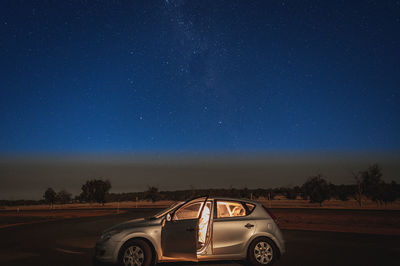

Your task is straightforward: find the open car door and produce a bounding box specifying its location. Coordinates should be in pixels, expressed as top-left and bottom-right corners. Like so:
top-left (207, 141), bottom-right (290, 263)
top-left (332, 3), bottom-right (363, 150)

top-left (161, 197), bottom-right (208, 261)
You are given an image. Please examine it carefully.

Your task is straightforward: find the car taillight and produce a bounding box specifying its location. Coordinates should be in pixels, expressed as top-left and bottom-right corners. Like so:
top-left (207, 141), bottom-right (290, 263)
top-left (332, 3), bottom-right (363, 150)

top-left (263, 205), bottom-right (278, 224)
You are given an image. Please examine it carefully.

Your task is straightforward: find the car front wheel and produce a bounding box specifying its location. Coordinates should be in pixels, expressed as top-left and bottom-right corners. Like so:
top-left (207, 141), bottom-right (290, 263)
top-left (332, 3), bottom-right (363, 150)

top-left (118, 239), bottom-right (152, 266)
top-left (247, 237), bottom-right (278, 265)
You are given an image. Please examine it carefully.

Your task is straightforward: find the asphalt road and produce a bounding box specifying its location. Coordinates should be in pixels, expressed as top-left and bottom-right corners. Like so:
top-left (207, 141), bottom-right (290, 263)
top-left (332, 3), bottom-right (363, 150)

top-left (0, 209), bottom-right (399, 266)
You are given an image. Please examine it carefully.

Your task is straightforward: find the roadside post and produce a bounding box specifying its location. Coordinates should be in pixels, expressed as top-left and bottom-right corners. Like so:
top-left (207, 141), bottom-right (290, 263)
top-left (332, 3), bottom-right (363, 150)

top-left (269, 192), bottom-right (272, 208)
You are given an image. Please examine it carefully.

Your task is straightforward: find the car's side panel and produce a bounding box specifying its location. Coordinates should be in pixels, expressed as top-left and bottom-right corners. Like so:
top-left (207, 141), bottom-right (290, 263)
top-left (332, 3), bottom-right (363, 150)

top-left (114, 227), bottom-right (163, 263)
top-left (243, 225), bottom-right (286, 258)
top-left (251, 218), bottom-right (286, 255)
top-left (212, 217), bottom-right (256, 255)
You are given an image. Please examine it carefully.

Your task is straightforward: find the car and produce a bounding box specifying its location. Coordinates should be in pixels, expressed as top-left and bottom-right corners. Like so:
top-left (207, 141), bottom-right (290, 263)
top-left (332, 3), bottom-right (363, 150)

top-left (94, 196), bottom-right (285, 266)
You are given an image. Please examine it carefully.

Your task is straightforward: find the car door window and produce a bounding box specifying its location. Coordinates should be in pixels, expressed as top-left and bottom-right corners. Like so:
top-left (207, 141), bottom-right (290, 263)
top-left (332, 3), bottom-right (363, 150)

top-left (245, 203), bottom-right (255, 213)
top-left (173, 202), bottom-right (202, 220)
top-left (217, 201), bottom-right (246, 218)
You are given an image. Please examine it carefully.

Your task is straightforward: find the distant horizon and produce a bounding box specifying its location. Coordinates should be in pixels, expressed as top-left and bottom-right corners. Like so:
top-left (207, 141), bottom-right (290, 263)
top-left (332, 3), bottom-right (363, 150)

top-left (1, 152), bottom-right (399, 200)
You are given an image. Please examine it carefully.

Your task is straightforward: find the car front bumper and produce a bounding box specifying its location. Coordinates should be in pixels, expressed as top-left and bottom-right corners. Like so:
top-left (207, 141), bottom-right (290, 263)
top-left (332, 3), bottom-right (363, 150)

top-left (94, 239), bottom-right (121, 264)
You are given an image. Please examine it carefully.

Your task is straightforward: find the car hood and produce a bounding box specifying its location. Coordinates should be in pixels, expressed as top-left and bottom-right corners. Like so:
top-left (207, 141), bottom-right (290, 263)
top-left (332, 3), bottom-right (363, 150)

top-left (103, 217), bottom-right (162, 233)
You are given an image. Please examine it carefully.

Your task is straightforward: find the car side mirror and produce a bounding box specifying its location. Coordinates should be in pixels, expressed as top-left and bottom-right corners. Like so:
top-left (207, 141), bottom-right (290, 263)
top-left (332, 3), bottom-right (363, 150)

top-left (166, 213), bottom-right (172, 222)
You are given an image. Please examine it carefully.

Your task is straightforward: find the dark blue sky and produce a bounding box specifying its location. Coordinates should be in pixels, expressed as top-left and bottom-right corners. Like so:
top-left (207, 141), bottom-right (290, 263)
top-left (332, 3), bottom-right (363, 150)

top-left (1, 0), bottom-right (399, 153)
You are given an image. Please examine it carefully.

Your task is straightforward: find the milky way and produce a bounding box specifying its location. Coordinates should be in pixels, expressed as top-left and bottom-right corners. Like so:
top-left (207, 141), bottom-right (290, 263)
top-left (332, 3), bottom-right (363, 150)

top-left (0, 0), bottom-right (399, 153)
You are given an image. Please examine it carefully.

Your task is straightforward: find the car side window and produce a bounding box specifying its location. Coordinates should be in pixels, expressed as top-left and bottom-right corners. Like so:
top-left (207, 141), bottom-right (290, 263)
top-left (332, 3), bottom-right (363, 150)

top-left (245, 203), bottom-right (255, 213)
top-left (173, 202), bottom-right (202, 220)
top-left (217, 200), bottom-right (246, 218)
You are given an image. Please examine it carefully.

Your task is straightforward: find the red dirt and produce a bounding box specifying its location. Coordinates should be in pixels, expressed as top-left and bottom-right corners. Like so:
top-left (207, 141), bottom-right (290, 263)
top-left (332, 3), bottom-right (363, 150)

top-left (1, 207), bottom-right (399, 236)
top-left (0, 209), bottom-right (125, 229)
top-left (0, 209), bottom-right (123, 218)
top-left (271, 209), bottom-right (400, 236)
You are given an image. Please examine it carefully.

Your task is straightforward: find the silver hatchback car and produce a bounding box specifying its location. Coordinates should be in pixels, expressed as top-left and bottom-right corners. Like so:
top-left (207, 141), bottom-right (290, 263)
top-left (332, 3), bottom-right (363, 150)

top-left (94, 196), bottom-right (285, 266)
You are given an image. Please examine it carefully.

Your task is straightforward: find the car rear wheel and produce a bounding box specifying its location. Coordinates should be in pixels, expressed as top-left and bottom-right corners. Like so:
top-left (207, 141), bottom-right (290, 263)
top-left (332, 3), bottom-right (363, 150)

top-left (119, 239), bottom-right (152, 266)
top-left (247, 237), bottom-right (278, 265)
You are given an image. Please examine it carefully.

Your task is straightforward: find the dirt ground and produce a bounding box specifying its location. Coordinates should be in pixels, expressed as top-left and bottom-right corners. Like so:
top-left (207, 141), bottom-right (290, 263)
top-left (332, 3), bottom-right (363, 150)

top-left (0, 209), bottom-right (125, 229)
top-left (257, 196), bottom-right (400, 210)
top-left (1, 201), bottom-right (400, 235)
top-left (271, 208), bottom-right (400, 235)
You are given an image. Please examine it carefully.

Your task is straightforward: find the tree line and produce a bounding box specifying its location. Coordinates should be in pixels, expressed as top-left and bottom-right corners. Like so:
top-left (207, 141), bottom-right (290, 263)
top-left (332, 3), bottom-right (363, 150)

top-left (0, 179), bottom-right (112, 207)
top-left (109, 164), bottom-right (400, 207)
top-left (41, 179), bottom-right (112, 206)
top-left (0, 164), bottom-right (399, 207)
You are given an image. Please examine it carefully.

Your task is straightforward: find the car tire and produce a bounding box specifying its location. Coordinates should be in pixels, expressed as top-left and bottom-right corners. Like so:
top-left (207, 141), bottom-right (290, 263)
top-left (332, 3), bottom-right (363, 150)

top-left (247, 237), bottom-right (278, 266)
top-left (118, 239), bottom-right (152, 266)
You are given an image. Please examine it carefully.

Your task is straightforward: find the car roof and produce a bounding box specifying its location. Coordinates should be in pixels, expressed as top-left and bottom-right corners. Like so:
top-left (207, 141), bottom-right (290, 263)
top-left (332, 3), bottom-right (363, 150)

top-left (206, 196), bottom-right (260, 205)
top-left (181, 196), bottom-right (260, 206)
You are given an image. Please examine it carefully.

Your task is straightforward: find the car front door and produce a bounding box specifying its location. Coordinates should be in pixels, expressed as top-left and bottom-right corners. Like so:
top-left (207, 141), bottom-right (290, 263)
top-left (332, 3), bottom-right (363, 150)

top-left (161, 197), bottom-right (208, 261)
top-left (212, 200), bottom-right (256, 255)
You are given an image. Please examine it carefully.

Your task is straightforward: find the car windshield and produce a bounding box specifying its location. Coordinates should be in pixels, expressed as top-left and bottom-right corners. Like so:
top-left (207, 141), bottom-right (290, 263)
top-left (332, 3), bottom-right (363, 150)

top-left (152, 201), bottom-right (184, 219)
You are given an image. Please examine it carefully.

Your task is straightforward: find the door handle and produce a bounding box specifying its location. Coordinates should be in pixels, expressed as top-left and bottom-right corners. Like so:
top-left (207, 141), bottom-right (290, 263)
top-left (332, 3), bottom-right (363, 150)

top-left (245, 223), bottom-right (254, 229)
top-left (186, 227), bottom-right (195, 232)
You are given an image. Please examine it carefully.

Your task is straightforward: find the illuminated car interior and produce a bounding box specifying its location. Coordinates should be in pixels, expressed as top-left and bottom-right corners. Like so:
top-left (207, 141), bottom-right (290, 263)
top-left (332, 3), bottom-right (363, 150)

top-left (167, 199), bottom-right (258, 254)
top-left (198, 201), bottom-right (212, 250)
top-left (172, 200), bottom-right (213, 251)
top-left (217, 201), bottom-right (247, 218)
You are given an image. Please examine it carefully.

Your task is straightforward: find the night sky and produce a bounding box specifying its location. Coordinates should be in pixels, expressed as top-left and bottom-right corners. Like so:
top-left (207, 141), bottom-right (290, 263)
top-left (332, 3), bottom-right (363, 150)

top-left (1, 0), bottom-right (399, 154)
top-left (1, 1), bottom-right (400, 199)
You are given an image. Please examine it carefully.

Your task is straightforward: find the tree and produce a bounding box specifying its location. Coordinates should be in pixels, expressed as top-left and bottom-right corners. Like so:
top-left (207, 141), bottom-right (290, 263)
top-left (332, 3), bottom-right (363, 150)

top-left (144, 186), bottom-right (161, 202)
top-left (227, 186), bottom-right (241, 198)
top-left (381, 181), bottom-right (398, 206)
top-left (361, 164), bottom-right (384, 205)
top-left (57, 189), bottom-right (72, 204)
top-left (43, 188), bottom-right (57, 206)
top-left (352, 171), bottom-right (364, 207)
top-left (80, 179), bottom-right (112, 205)
top-left (284, 187), bottom-right (297, 200)
top-left (302, 174), bottom-right (330, 206)
top-left (334, 184), bottom-right (352, 201)
top-left (240, 187), bottom-right (250, 199)
top-left (252, 188), bottom-right (265, 199)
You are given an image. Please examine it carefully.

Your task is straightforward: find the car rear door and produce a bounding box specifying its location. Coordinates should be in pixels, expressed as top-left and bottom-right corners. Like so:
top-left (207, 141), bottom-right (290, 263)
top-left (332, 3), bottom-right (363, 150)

top-left (161, 197), bottom-right (208, 261)
top-left (212, 200), bottom-right (256, 255)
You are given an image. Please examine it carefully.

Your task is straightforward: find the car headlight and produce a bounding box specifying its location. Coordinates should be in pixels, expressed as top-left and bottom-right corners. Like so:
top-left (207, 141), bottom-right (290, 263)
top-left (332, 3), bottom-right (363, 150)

top-left (100, 229), bottom-right (120, 242)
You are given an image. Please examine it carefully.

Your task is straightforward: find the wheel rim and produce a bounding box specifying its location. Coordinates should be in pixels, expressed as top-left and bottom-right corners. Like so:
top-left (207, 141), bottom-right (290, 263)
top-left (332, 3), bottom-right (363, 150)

top-left (123, 245), bottom-right (145, 266)
top-left (254, 241), bottom-right (273, 264)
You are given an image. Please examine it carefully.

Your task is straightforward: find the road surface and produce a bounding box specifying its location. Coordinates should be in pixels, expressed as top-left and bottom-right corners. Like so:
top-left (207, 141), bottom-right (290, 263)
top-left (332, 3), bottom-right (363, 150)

top-left (0, 209), bottom-right (399, 266)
